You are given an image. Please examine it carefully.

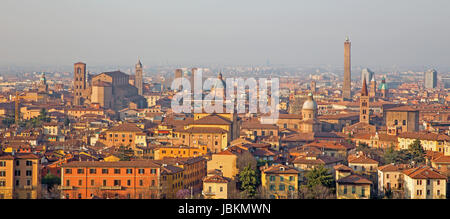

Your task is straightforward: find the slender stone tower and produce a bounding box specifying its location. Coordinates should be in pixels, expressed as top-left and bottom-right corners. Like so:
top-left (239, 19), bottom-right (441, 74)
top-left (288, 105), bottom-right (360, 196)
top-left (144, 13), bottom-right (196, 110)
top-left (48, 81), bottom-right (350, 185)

top-left (73, 62), bottom-right (87, 105)
top-left (343, 36), bottom-right (352, 100)
top-left (369, 77), bottom-right (377, 98)
top-left (360, 78), bottom-right (369, 124)
top-left (135, 59), bottom-right (143, 95)
top-left (15, 91), bottom-right (20, 124)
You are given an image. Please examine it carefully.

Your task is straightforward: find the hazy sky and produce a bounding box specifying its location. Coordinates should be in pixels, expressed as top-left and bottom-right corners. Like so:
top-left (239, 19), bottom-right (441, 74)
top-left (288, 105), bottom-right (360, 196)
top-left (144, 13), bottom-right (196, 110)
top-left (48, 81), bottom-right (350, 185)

top-left (1, 0), bottom-right (450, 68)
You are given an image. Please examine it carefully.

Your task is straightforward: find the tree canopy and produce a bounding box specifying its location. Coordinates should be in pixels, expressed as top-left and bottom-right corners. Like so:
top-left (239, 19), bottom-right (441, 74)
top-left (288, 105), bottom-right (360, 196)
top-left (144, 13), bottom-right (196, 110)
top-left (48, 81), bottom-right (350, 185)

top-left (304, 165), bottom-right (335, 189)
top-left (407, 139), bottom-right (425, 164)
top-left (238, 164), bottom-right (259, 198)
top-left (41, 173), bottom-right (61, 191)
top-left (382, 139), bottom-right (425, 165)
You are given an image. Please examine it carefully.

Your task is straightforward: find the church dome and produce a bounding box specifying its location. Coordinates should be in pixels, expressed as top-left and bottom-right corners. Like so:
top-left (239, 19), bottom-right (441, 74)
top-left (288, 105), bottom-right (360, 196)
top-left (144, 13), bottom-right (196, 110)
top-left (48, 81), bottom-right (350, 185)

top-left (302, 93), bottom-right (317, 110)
top-left (211, 72), bottom-right (226, 90)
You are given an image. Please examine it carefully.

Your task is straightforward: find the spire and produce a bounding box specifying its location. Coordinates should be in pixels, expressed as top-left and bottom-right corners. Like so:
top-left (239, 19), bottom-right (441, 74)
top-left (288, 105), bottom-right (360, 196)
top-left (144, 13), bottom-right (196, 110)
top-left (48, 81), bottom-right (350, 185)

top-left (136, 58), bottom-right (142, 67)
top-left (361, 78), bottom-right (368, 96)
top-left (15, 91), bottom-right (20, 124)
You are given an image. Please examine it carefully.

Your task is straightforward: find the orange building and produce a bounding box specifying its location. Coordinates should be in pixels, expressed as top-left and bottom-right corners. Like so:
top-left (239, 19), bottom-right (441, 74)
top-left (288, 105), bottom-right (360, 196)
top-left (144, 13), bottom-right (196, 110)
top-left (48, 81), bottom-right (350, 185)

top-left (60, 160), bottom-right (183, 199)
top-left (0, 153), bottom-right (41, 199)
top-left (66, 107), bottom-right (105, 118)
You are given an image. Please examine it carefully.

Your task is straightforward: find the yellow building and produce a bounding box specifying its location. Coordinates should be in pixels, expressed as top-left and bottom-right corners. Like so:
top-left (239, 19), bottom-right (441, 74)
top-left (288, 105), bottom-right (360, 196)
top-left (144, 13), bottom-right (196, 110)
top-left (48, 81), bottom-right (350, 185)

top-left (402, 166), bottom-right (446, 199)
top-left (154, 145), bottom-right (207, 160)
top-left (261, 164), bottom-right (299, 199)
top-left (348, 153), bottom-right (379, 174)
top-left (20, 106), bottom-right (41, 120)
top-left (398, 132), bottom-right (450, 153)
top-left (192, 112), bottom-right (239, 140)
top-left (66, 107), bottom-right (105, 118)
top-left (144, 93), bottom-right (162, 107)
top-left (377, 164), bottom-right (409, 197)
top-left (160, 157), bottom-right (207, 194)
top-left (101, 122), bottom-right (145, 149)
top-left (207, 146), bottom-right (257, 181)
top-left (19, 91), bottom-right (47, 103)
top-left (335, 164), bottom-right (372, 199)
top-left (174, 114), bottom-right (235, 153)
top-left (0, 153), bottom-right (41, 199)
top-left (103, 155), bottom-right (120, 162)
top-left (202, 170), bottom-right (233, 199)
top-left (160, 164), bottom-right (184, 199)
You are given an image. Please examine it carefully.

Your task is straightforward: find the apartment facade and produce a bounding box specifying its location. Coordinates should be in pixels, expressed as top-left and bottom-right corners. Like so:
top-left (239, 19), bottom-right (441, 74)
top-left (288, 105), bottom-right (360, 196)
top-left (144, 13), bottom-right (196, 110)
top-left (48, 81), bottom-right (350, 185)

top-left (402, 166), bottom-right (446, 199)
top-left (0, 153), bottom-right (40, 199)
top-left (261, 164), bottom-right (299, 199)
top-left (60, 160), bottom-right (183, 199)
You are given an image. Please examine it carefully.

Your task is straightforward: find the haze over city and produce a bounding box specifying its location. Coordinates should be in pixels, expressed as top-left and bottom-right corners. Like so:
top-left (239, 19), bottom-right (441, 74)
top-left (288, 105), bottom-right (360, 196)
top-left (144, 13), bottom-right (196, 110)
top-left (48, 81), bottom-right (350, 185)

top-left (1, 0), bottom-right (450, 71)
top-left (1, 0), bottom-right (450, 208)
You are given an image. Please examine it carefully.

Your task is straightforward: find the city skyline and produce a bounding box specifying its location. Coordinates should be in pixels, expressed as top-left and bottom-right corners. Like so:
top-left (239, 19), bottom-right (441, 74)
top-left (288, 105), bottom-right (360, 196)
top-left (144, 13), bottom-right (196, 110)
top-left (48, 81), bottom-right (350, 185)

top-left (1, 0), bottom-right (450, 68)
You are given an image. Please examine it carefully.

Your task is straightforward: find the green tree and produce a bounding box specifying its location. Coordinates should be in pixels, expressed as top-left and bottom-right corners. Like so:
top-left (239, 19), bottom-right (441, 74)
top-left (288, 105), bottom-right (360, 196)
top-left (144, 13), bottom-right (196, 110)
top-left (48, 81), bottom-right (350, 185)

top-left (407, 139), bottom-right (425, 164)
top-left (64, 117), bottom-right (70, 127)
top-left (383, 146), bottom-right (409, 164)
top-left (298, 184), bottom-right (335, 199)
top-left (2, 116), bottom-right (15, 127)
top-left (38, 108), bottom-right (50, 122)
top-left (41, 173), bottom-right (61, 191)
top-left (304, 165), bottom-right (335, 189)
top-left (238, 164), bottom-right (259, 198)
top-left (117, 146), bottom-right (134, 161)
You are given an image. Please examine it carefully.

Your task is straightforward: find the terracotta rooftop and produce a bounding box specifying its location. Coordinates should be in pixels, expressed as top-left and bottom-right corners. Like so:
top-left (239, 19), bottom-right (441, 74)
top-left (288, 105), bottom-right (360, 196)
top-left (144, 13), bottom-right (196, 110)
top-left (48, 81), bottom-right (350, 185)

top-left (378, 164), bottom-right (410, 172)
top-left (263, 164), bottom-right (299, 174)
top-left (398, 132), bottom-right (450, 141)
top-left (431, 155), bottom-right (450, 164)
top-left (241, 121), bottom-right (278, 129)
top-left (278, 114), bottom-right (302, 120)
top-left (337, 174), bottom-right (372, 184)
top-left (0, 153), bottom-right (40, 160)
top-left (193, 114), bottom-right (232, 125)
top-left (385, 106), bottom-right (418, 112)
top-left (353, 132), bottom-right (398, 142)
top-left (304, 141), bottom-right (355, 151)
top-left (182, 127), bottom-right (228, 134)
top-left (107, 122), bottom-right (143, 133)
top-left (334, 164), bottom-right (353, 172)
top-left (402, 166), bottom-right (446, 179)
top-left (203, 174), bottom-right (231, 183)
top-left (348, 154), bottom-right (379, 165)
top-left (62, 160), bottom-right (162, 168)
top-left (293, 155), bottom-right (343, 165)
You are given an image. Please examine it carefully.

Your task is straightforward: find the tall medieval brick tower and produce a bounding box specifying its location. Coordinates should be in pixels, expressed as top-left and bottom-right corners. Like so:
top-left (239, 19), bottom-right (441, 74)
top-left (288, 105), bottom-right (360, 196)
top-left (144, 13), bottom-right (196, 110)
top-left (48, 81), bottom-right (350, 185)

top-left (360, 78), bottom-right (369, 124)
top-left (135, 59), bottom-right (143, 95)
top-left (369, 77), bottom-right (377, 98)
top-left (73, 62), bottom-right (87, 105)
top-left (343, 36), bottom-right (352, 100)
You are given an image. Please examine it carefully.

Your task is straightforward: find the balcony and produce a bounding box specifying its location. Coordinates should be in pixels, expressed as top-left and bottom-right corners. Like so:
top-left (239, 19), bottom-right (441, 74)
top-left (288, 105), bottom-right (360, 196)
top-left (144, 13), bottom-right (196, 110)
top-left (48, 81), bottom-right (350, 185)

top-left (202, 191), bottom-right (215, 197)
top-left (23, 185), bottom-right (34, 190)
top-left (59, 186), bottom-right (73, 190)
top-left (100, 186), bottom-right (123, 190)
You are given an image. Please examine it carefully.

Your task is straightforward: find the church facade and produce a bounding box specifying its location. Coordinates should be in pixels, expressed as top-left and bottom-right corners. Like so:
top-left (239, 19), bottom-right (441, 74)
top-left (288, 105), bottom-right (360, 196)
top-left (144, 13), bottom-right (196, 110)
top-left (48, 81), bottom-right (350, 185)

top-left (72, 60), bottom-right (146, 110)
